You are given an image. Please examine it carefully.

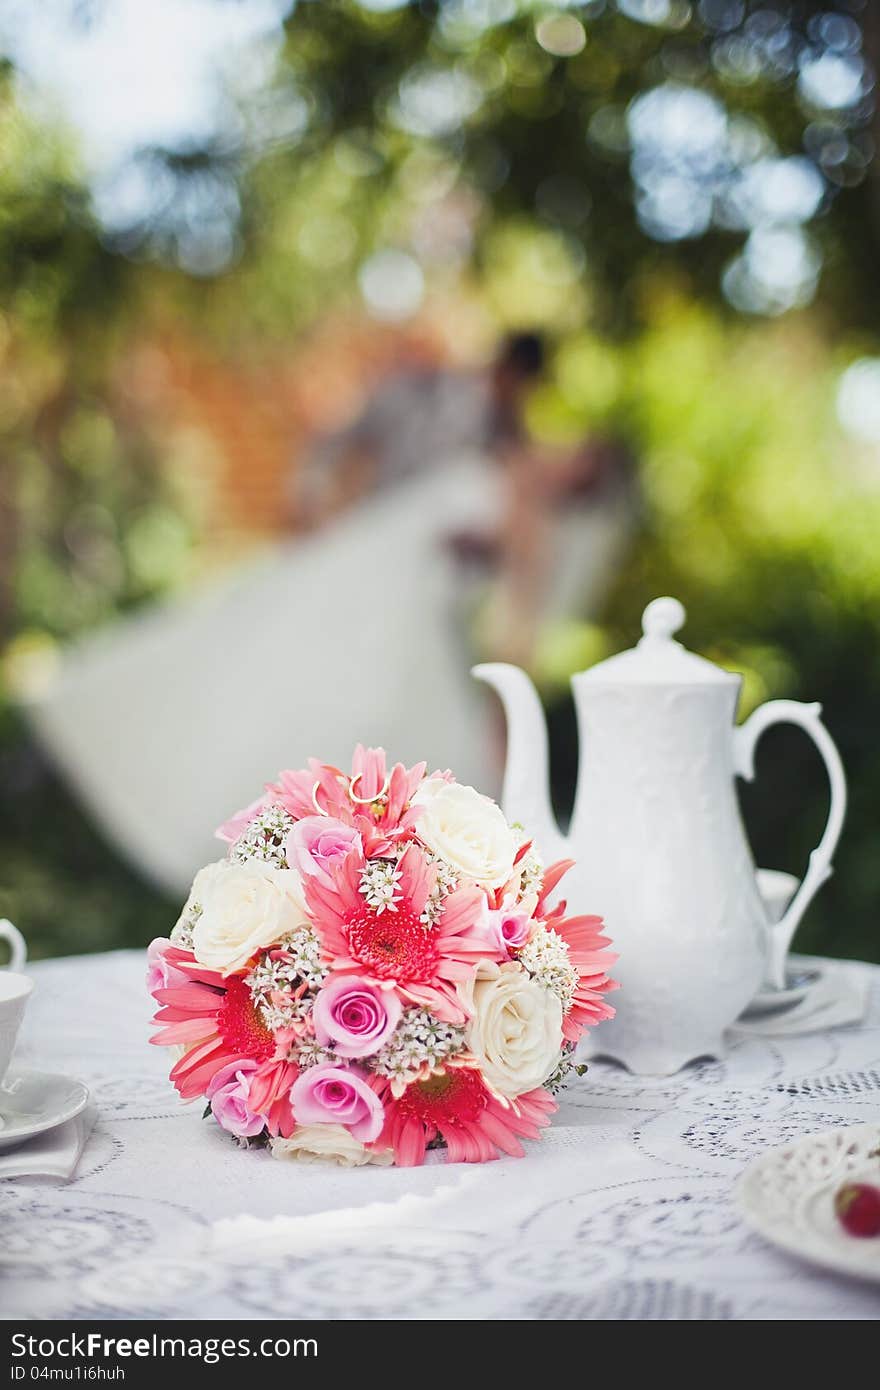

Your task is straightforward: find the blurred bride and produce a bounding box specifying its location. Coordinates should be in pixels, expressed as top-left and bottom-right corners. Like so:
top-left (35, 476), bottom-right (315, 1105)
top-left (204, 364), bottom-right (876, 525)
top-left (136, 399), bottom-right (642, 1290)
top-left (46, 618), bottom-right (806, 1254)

top-left (25, 335), bottom-right (634, 895)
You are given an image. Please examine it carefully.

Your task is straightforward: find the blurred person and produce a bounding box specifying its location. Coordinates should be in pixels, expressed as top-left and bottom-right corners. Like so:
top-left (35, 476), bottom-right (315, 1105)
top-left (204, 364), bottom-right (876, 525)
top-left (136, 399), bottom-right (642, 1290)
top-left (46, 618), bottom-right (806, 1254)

top-left (386, 331), bottom-right (636, 671)
top-left (23, 334), bottom-right (634, 896)
top-left (296, 333), bottom-right (589, 523)
top-left (297, 328), bottom-right (636, 668)
top-left (484, 424), bottom-right (639, 670)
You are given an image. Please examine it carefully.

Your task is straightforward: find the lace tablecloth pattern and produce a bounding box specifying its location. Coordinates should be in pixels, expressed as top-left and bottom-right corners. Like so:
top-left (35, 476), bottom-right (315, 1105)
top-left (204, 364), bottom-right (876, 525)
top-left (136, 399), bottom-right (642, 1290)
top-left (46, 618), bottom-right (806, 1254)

top-left (3, 950), bottom-right (880, 1320)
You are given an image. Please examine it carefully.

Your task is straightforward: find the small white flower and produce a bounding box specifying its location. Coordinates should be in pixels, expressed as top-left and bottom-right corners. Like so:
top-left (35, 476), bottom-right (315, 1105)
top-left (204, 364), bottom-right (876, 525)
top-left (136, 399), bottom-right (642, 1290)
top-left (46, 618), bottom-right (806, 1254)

top-left (259, 997), bottom-right (312, 1032)
top-left (359, 859), bottom-right (402, 914)
top-left (370, 1007), bottom-right (466, 1086)
top-left (277, 925), bottom-right (328, 989)
top-left (171, 919), bottom-right (195, 950)
top-left (419, 852), bottom-right (460, 924)
top-left (517, 927), bottom-right (579, 1012)
top-left (232, 805), bottom-right (296, 868)
top-left (544, 1046), bottom-right (583, 1095)
top-left (246, 923), bottom-right (327, 1030)
top-left (246, 954), bottom-right (299, 1001)
top-left (293, 1035), bottom-right (338, 1070)
top-left (517, 845), bottom-right (545, 901)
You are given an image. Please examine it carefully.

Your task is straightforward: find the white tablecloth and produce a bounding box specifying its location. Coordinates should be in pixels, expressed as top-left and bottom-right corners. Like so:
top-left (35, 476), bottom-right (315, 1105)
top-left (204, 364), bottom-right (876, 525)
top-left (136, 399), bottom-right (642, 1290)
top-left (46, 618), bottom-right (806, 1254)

top-left (3, 950), bottom-right (880, 1321)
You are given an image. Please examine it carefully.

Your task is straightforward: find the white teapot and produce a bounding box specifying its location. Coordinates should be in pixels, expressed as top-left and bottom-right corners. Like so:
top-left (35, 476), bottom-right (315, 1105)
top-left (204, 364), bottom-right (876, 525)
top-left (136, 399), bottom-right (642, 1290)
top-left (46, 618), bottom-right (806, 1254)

top-left (474, 596), bottom-right (846, 1075)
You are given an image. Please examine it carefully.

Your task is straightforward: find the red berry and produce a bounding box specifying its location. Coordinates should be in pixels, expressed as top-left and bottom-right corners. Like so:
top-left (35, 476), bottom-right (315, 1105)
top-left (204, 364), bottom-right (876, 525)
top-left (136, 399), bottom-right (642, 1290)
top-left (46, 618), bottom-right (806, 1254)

top-left (834, 1182), bottom-right (880, 1238)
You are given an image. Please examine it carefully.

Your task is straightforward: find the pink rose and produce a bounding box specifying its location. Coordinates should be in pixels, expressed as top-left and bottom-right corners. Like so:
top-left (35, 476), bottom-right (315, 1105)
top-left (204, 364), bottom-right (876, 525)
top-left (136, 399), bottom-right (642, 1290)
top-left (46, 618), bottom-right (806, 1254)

top-left (215, 796), bottom-right (268, 845)
top-left (312, 976), bottom-right (401, 1058)
top-left (290, 1064), bottom-right (384, 1143)
top-left (146, 938), bottom-right (192, 996)
top-left (286, 816), bottom-right (362, 886)
top-left (206, 1060), bottom-right (265, 1138)
top-left (478, 904), bottom-right (532, 958)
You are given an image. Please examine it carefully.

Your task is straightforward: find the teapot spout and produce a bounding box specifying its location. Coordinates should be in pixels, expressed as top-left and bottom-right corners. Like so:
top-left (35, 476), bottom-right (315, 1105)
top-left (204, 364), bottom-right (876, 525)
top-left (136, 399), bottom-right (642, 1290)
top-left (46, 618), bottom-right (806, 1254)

top-left (472, 663), bottom-right (566, 863)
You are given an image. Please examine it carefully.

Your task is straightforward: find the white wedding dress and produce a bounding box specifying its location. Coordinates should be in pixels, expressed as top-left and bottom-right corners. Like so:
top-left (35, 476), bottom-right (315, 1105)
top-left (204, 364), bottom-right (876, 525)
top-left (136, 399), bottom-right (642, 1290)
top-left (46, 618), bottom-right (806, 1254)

top-left (27, 459), bottom-right (501, 895)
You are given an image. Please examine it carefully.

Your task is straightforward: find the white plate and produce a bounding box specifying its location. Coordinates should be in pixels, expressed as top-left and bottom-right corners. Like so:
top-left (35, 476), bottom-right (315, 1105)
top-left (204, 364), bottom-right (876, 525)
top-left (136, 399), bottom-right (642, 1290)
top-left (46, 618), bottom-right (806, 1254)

top-left (0, 1069), bottom-right (90, 1152)
top-left (738, 1124), bottom-right (880, 1284)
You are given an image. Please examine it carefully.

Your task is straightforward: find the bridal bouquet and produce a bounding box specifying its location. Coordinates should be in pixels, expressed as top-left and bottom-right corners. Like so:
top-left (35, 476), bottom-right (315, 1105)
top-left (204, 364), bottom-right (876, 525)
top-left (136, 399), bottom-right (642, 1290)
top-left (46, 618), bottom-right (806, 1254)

top-left (148, 747), bottom-right (616, 1167)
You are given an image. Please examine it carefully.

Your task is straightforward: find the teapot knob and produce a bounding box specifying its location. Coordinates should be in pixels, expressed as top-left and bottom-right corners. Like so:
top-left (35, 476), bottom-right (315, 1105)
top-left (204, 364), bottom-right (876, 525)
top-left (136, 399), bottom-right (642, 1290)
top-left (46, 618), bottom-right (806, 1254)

top-left (641, 596), bottom-right (686, 644)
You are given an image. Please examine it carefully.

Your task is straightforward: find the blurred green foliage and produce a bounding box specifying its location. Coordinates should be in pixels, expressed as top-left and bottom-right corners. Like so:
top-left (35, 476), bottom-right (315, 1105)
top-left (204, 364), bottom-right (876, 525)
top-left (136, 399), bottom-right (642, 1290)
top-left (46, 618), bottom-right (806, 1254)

top-left (0, 74), bottom-right (186, 958)
top-left (538, 298), bottom-right (880, 964)
top-left (0, 4), bottom-right (879, 964)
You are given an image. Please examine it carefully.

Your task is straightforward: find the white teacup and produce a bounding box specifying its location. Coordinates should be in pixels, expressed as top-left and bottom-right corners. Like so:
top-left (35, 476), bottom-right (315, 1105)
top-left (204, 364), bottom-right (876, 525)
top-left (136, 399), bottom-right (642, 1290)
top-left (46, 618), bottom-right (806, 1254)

top-left (0, 919), bottom-right (26, 973)
top-left (0, 920), bottom-right (31, 1081)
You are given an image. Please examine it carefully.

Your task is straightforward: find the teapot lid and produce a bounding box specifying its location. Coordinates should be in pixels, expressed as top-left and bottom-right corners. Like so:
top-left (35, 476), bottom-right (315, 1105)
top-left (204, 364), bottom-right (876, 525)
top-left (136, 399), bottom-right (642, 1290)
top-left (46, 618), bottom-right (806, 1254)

top-left (576, 597), bottom-right (737, 687)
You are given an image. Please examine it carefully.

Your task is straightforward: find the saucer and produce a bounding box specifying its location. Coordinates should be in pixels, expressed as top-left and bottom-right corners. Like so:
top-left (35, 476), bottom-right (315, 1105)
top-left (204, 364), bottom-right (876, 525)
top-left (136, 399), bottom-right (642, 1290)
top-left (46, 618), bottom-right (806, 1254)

top-left (0, 1070), bottom-right (90, 1152)
top-left (740, 960), bottom-right (825, 1019)
top-left (738, 1124), bottom-right (880, 1284)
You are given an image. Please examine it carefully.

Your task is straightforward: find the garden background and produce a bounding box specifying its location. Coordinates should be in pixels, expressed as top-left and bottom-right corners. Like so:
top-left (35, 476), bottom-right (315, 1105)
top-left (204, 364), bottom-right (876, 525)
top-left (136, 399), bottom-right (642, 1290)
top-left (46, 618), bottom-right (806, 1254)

top-left (1, 0), bottom-right (879, 963)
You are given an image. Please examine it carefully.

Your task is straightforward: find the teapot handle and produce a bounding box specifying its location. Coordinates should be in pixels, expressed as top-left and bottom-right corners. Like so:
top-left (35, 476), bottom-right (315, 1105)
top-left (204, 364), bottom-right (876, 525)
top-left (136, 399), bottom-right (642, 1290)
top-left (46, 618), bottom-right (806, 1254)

top-left (733, 700), bottom-right (846, 990)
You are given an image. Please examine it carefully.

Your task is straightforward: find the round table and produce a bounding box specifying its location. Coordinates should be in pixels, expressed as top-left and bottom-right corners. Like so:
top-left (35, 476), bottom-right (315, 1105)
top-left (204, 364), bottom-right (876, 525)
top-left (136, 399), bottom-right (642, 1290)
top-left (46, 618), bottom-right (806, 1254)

top-left (3, 950), bottom-right (880, 1320)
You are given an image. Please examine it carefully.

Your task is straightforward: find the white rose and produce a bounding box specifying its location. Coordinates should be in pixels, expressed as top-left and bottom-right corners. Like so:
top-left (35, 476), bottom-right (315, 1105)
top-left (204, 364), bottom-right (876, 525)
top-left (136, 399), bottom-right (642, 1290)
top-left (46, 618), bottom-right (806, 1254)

top-left (412, 775), bottom-right (448, 803)
top-left (172, 859), bottom-right (228, 937)
top-left (414, 781), bottom-right (517, 889)
top-left (270, 1125), bottom-right (393, 1168)
top-left (191, 860), bottom-right (310, 975)
top-left (461, 962), bottom-right (563, 1099)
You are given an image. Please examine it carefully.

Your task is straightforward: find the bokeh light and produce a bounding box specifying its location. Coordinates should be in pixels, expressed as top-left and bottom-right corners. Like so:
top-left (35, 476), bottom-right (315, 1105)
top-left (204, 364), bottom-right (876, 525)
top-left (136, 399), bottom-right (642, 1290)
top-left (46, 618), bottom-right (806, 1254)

top-left (799, 51), bottom-right (870, 111)
top-left (534, 14), bottom-right (587, 57)
top-left (393, 66), bottom-right (482, 138)
top-left (836, 359), bottom-right (880, 445)
top-left (358, 249), bottom-right (425, 320)
top-left (628, 83), bottom-right (728, 240)
top-left (726, 156), bottom-right (825, 229)
top-left (722, 226), bottom-right (820, 316)
top-left (618, 0), bottom-right (690, 29)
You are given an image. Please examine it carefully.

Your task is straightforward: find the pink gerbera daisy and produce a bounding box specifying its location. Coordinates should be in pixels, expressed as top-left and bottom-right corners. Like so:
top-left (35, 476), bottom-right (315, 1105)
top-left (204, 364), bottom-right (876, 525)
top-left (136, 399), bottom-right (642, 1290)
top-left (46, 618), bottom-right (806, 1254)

top-left (268, 745), bottom-right (431, 855)
top-left (245, 1051), bottom-right (299, 1138)
top-left (553, 914), bottom-right (618, 1041)
top-left (374, 1068), bottom-right (556, 1166)
top-left (150, 949), bottom-right (275, 1098)
top-left (306, 844), bottom-right (489, 1023)
top-left (268, 758), bottom-right (353, 823)
top-left (150, 951), bottom-right (300, 1135)
top-left (534, 860), bottom-right (619, 1043)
